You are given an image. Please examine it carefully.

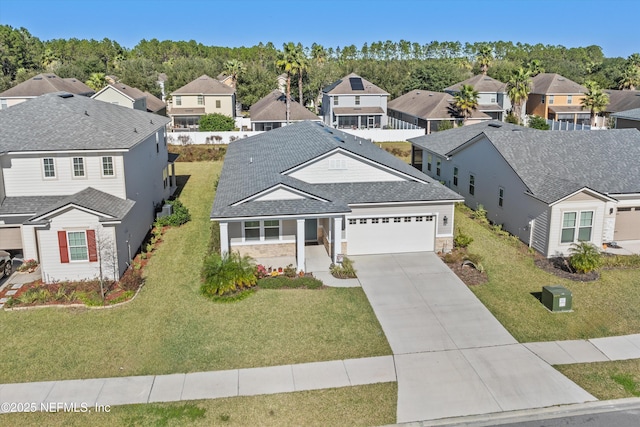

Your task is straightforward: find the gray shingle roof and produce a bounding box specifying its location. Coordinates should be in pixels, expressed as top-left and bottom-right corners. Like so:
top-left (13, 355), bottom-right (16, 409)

top-left (530, 73), bottom-right (587, 95)
top-left (0, 196), bottom-right (65, 216)
top-left (388, 90), bottom-right (490, 120)
top-left (171, 75), bottom-right (235, 95)
top-left (94, 83), bottom-right (146, 101)
top-left (250, 90), bottom-right (320, 122)
top-left (212, 121), bottom-right (461, 219)
top-left (445, 75), bottom-right (507, 93)
top-left (603, 90), bottom-right (640, 113)
top-left (484, 129), bottom-right (640, 203)
top-left (143, 91), bottom-right (166, 113)
top-left (0, 73), bottom-right (94, 98)
top-left (409, 120), bottom-right (533, 156)
top-left (0, 92), bottom-right (170, 153)
top-left (29, 187), bottom-right (135, 222)
top-left (611, 107), bottom-right (640, 120)
top-left (322, 73), bottom-right (388, 95)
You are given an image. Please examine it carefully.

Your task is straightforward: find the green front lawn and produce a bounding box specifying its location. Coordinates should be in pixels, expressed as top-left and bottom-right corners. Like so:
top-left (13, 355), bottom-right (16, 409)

top-left (456, 205), bottom-right (640, 342)
top-left (1, 383), bottom-right (397, 427)
top-left (0, 162), bottom-right (391, 383)
top-left (557, 360), bottom-right (640, 400)
top-left (377, 141), bottom-right (412, 163)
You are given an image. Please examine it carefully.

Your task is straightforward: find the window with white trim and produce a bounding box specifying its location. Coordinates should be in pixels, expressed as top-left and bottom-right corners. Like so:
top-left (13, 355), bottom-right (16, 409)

top-left (175, 96), bottom-right (181, 106)
top-left (359, 219), bottom-right (367, 224)
top-left (427, 154), bottom-right (432, 171)
top-left (541, 95), bottom-right (545, 104)
top-left (68, 231), bottom-right (88, 261)
top-left (549, 95), bottom-right (555, 104)
top-left (436, 158), bottom-right (441, 176)
top-left (264, 220), bottom-right (279, 240)
top-left (404, 217), bottom-right (411, 222)
top-left (73, 157), bottom-right (85, 177)
top-left (372, 218), bottom-right (379, 224)
top-left (216, 100), bottom-right (221, 108)
top-left (197, 95), bottom-right (204, 105)
top-left (393, 217), bottom-right (401, 223)
top-left (355, 96), bottom-right (360, 105)
top-left (561, 211), bottom-right (593, 243)
top-left (329, 158), bottom-right (347, 169)
top-left (334, 96), bottom-right (339, 106)
top-left (416, 216), bottom-right (423, 222)
top-left (244, 221), bottom-right (260, 241)
top-left (43, 158), bottom-right (56, 178)
top-left (348, 219), bottom-right (357, 225)
top-left (566, 95), bottom-right (572, 104)
top-left (102, 156), bottom-right (114, 176)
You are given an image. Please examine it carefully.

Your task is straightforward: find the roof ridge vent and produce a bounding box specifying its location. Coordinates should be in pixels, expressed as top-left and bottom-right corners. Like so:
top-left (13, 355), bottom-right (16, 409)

top-left (333, 136), bottom-right (345, 143)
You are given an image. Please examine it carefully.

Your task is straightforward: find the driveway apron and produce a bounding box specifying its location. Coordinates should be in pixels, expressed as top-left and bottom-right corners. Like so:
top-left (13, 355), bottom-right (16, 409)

top-left (352, 253), bottom-right (596, 424)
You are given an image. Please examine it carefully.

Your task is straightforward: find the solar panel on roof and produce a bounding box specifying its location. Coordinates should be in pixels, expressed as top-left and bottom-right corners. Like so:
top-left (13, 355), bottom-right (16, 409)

top-left (349, 77), bottom-right (365, 91)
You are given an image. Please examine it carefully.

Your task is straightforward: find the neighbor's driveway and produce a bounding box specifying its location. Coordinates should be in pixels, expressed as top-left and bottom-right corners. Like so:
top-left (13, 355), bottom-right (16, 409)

top-left (352, 253), bottom-right (596, 424)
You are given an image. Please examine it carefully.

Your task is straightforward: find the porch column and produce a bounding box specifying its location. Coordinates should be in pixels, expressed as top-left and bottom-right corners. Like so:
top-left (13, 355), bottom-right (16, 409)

top-left (296, 219), bottom-right (305, 273)
top-left (220, 222), bottom-right (229, 254)
top-left (332, 217), bottom-right (342, 264)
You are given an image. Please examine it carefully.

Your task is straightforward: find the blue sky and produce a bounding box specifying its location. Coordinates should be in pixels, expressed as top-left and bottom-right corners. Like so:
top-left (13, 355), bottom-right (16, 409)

top-left (1, 0), bottom-right (638, 58)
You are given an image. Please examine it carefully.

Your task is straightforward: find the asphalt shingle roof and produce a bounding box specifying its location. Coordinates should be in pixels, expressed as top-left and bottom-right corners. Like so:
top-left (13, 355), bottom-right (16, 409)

top-left (171, 75), bottom-right (235, 95)
top-left (611, 107), bottom-right (640, 120)
top-left (0, 73), bottom-right (94, 98)
top-left (94, 83), bottom-right (146, 101)
top-left (409, 120), bottom-right (534, 156)
top-left (530, 73), bottom-right (587, 95)
top-left (30, 187), bottom-right (135, 221)
top-left (445, 75), bottom-right (507, 93)
top-left (212, 121), bottom-right (461, 218)
top-left (322, 73), bottom-right (388, 95)
top-left (388, 90), bottom-right (490, 120)
top-left (0, 196), bottom-right (65, 216)
top-left (250, 90), bottom-right (320, 122)
top-left (603, 90), bottom-right (640, 113)
top-left (0, 92), bottom-right (170, 152)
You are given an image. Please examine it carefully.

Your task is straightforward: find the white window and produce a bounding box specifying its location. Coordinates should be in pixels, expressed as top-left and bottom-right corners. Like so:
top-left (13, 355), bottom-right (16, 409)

top-left (348, 219), bottom-right (357, 225)
top-left (394, 217), bottom-right (401, 223)
top-left (355, 96), bottom-right (360, 105)
top-left (416, 216), bottom-right (423, 222)
top-left (43, 158), bottom-right (56, 178)
top-left (175, 96), bottom-right (181, 106)
top-left (567, 95), bottom-right (572, 104)
top-left (549, 95), bottom-right (555, 104)
top-left (359, 219), bottom-right (367, 224)
top-left (264, 220), bottom-right (279, 240)
top-left (334, 96), bottom-right (339, 106)
top-left (216, 100), bottom-right (221, 108)
top-left (0, 99), bottom-right (6, 109)
top-left (372, 218), bottom-right (379, 224)
top-left (244, 220), bottom-right (280, 241)
top-left (244, 221), bottom-right (260, 241)
top-left (73, 157), bottom-right (85, 177)
top-left (498, 187), bottom-right (504, 207)
top-left (197, 95), bottom-right (204, 105)
top-left (491, 97), bottom-right (496, 103)
top-left (404, 217), bottom-right (411, 222)
top-left (561, 211), bottom-right (593, 243)
top-left (68, 231), bottom-right (88, 261)
top-left (102, 157), bottom-right (114, 176)
top-left (329, 158), bottom-right (347, 169)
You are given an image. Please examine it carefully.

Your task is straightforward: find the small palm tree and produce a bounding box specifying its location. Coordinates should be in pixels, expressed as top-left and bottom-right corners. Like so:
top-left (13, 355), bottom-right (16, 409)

top-left (476, 44), bottom-right (493, 75)
top-left (85, 72), bottom-right (107, 92)
top-left (581, 81), bottom-right (610, 127)
top-left (200, 251), bottom-right (256, 297)
top-left (568, 242), bottom-right (601, 274)
top-left (453, 84), bottom-right (479, 121)
top-left (507, 67), bottom-right (532, 124)
top-left (619, 65), bottom-right (640, 90)
top-left (223, 59), bottom-right (246, 91)
top-left (276, 42), bottom-right (299, 123)
top-left (526, 59), bottom-right (544, 77)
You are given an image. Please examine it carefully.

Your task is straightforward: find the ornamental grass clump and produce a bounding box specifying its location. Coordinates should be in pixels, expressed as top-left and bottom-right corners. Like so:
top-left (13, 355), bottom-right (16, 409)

top-left (200, 251), bottom-right (257, 298)
top-left (569, 242), bottom-right (602, 274)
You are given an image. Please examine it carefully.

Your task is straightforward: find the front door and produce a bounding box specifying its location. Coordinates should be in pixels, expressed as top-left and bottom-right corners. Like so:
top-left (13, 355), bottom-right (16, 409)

top-left (305, 219), bottom-right (318, 244)
top-left (367, 116), bottom-right (375, 128)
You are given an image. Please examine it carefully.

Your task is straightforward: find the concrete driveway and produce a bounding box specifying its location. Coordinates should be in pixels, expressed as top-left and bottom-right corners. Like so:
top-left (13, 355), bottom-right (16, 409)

top-left (352, 253), bottom-right (596, 424)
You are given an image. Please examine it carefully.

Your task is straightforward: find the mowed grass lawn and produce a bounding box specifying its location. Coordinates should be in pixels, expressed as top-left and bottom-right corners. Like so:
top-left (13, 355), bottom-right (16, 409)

top-left (378, 141), bottom-right (412, 163)
top-left (0, 162), bottom-right (391, 383)
top-left (456, 205), bottom-right (640, 342)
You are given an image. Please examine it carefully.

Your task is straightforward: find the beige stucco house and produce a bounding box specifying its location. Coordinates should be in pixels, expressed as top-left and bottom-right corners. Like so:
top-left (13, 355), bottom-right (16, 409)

top-left (168, 75), bottom-right (235, 129)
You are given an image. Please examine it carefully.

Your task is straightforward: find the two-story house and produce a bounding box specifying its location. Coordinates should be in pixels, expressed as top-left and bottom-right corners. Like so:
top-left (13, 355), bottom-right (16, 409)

top-left (0, 73), bottom-right (94, 110)
top-left (250, 89), bottom-right (321, 131)
top-left (444, 75), bottom-right (511, 121)
top-left (526, 73), bottom-right (588, 125)
top-left (0, 93), bottom-right (175, 283)
top-left (92, 83), bottom-right (167, 116)
top-left (321, 73), bottom-right (389, 129)
top-left (168, 75), bottom-right (235, 130)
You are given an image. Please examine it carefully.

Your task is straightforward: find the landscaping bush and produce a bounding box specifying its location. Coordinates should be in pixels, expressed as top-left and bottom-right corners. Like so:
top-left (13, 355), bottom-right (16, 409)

top-left (330, 257), bottom-right (357, 279)
top-left (168, 144), bottom-right (227, 162)
top-left (17, 259), bottom-right (38, 272)
top-left (208, 221), bottom-right (221, 255)
top-left (472, 204), bottom-right (488, 223)
top-left (454, 229), bottom-right (473, 248)
top-left (443, 250), bottom-right (464, 264)
top-left (155, 199), bottom-right (191, 227)
top-left (569, 242), bottom-right (602, 274)
top-left (200, 251), bottom-right (257, 298)
top-left (257, 275), bottom-right (323, 289)
top-left (198, 113), bottom-right (235, 131)
top-left (528, 115), bottom-right (550, 130)
top-left (283, 264), bottom-right (297, 278)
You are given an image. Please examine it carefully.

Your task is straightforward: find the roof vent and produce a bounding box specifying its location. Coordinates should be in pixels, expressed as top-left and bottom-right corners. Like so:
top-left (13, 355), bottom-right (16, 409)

top-left (150, 119), bottom-right (154, 124)
top-left (416, 91), bottom-right (420, 95)
top-left (323, 128), bottom-right (333, 134)
top-left (58, 93), bottom-right (74, 98)
top-left (33, 76), bottom-right (42, 80)
top-left (134, 128), bottom-right (137, 133)
top-left (488, 123), bottom-right (502, 128)
top-left (558, 78), bottom-right (565, 81)
top-left (84, 110), bottom-right (89, 116)
top-left (333, 136), bottom-right (345, 143)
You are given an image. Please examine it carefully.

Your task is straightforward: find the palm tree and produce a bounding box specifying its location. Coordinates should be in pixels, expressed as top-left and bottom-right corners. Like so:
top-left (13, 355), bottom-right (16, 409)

top-left (276, 42), bottom-right (299, 123)
top-left (619, 65), bottom-right (640, 90)
top-left (476, 44), bottom-right (493, 75)
top-left (453, 84), bottom-right (479, 121)
top-left (223, 59), bottom-right (246, 91)
top-left (526, 59), bottom-right (544, 77)
top-left (85, 72), bottom-right (107, 92)
top-left (581, 81), bottom-right (610, 127)
top-left (290, 43), bottom-right (308, 109)
top-left (507, 67), bottom-right (532, 124)
top-left (311, 43), bottom-right (327, 65)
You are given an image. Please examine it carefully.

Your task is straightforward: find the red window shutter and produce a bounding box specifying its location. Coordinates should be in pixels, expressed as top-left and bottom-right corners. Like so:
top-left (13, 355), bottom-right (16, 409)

top-left (58, 231), bottom-right (69, 263)
top-left (87, 230), bottom-right (98, 262)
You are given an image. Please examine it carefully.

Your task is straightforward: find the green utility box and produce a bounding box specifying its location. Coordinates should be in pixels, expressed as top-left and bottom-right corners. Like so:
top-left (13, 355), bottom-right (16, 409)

top-left (542, 285), bottom-right (572, 312)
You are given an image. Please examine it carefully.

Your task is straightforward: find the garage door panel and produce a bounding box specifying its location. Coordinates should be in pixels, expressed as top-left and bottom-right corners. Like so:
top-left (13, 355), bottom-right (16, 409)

top-left (615, 207), bottom-right (640, 240)
top-left (0, 227), bottom-right (23, 250)
top-left (348, 216), bottom-right (435, 255)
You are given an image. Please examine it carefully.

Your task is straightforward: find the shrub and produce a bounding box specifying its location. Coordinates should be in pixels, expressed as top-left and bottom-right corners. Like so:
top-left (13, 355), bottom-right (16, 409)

top-left (198, 113), bottom-right (235, 131)
top-left (255, 264), bottom-right (268, 279)
top-left (17, 259), bottom-right (38, 272)
top-left (569, 242), bottom-right (602, 274)
top-left (283, 264), bottom-right (297, 278)
top-left (505, 112), bottom-right (520, 124)
top-left (329, 257), bottom-right (357, 279)
top-left (201, 251), bottom-right (257, 298)
top-left (155, 199), bottom-right (191, 227)
top-left (257, 275), bottom-right (323, 289)
top-left (454, 229), bottom-right (473, 248)
top-left (472, 204), bottom-right (488, 223)
top-left (208, 221), bottom-right (221, 255)
top-left (528, 115), bottom-right (550, 130)
top-left (119, 268), bottom-right (144, 292)
top-left (443, 250), bottom-right (464, 264)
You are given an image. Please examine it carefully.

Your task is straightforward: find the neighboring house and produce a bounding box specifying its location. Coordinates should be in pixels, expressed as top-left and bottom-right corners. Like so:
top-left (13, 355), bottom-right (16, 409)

top-left (0, 73), bottom-right (94, 109)
top-left (526, 73), bottom-right (588, 125)
top-left (92, 83), bottom-right (148, 111)
top-left (444, 75), bottom-right (511, 121)
top-left (250, 89), bottom-right (320, 131)
top-left (144, 91), bottom-right (167, 116)
top-left (321, 73), bottom-right (389, 129)
top-left (611, 107), bottom-right (640, 130)
top-left (387, 89), bottom-right (491, 133)
top-left (409, 122), bottom-right (640, 256)
top-left (211, 121), bottom-right (462, 271)
top-left (0, 93), bottom-right (177, 283)
top-left (598, 90), bottom-right (640, 127)
top-left (168, 74), bottom-right (235, 129)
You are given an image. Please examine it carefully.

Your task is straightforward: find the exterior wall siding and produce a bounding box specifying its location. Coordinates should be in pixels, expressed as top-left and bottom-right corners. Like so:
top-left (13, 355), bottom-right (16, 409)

top-left (289, 152), bottom-right (405, 183)
top-left (93, 90), bottom-right (133, 108)
top-left (548, 196), bottom-right (607, 257)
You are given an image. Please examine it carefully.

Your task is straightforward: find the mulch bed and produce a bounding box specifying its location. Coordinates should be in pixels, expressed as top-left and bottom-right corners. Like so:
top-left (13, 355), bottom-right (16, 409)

top-left (534, 256), bottom-right (599, 282)
top-left (446, 261), bottom-right (489, 286)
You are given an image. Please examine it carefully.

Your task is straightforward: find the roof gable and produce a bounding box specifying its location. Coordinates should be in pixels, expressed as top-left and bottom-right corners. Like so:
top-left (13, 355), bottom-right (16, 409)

top-left (0, 73), bottom-right (94, 98)
top-left (28, 187), bottom-right (135, 222)
top-left (250, 89), bottom-right (319, 122)
top-left (530, 73), bottom-right (587, 95)
top-left (171, 75), bottom-right (235, 95)
top-left (322, 73), bottom-right (388, 95)
top-left (445, 75), bottom-right (507, 93)
top-left (93, 83), bottom-right (147, 102)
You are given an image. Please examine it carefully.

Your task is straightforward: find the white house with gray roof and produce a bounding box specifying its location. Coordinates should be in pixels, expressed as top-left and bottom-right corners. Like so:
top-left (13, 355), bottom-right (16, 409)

top-left (410, 122), bottom-right (640, 256)
top-left (321, 73), bottom-right (389, 130)
top-left (212, 121), bottom-right (463, 271)
top-left (0, 93), bottom-right (176, 283)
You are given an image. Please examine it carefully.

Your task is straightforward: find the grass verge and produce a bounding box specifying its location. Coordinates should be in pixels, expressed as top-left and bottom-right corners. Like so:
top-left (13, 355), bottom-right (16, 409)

top-left (1, 382), bottom-right (397, 426)
top-left (377, 141), bottom-right (412, 163)
top-left (0, 162), bottom-right (390, 383)
top-left (557, 360), bottom-right (640, 399)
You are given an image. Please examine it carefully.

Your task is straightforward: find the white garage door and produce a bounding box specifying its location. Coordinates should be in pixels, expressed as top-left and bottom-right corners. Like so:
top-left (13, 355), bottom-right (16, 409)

top-left (615, 207), bottom-right (640, 240)
top-left (0, 227), bottom-right (22, 251)
top-left (347, 215), bottom-right (435, 255)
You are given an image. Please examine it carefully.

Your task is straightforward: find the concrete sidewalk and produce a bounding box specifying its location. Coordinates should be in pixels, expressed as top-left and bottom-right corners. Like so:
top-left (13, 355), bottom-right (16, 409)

top-left (525, 334), bottom-right (640, 365)
top-left (0, 356), bottom-right (395, 413)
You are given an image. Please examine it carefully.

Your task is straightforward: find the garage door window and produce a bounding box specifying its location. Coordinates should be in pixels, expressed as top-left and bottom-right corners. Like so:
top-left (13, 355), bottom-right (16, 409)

top-left (382, 218), bottom-right (389, 223)
top-left (349, 219), bottom-right (356, 225)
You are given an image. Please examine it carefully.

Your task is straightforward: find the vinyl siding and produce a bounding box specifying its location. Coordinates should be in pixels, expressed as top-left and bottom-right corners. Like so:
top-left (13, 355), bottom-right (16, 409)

top-left (93, 89), bottom-right (134, 108)
top-left (252, 188), bottom-right (306, 201)
top-left (548, 194), bottom-right (606, 257)
top-left (289, 152), bottom-right (405, 183)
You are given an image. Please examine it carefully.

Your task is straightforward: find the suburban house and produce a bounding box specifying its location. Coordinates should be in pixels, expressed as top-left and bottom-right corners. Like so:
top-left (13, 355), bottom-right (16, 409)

top-left (599, 90), bottom-right (640, 127)
top-left (444, 75), bottom-right (511, 121)
top-left (409, 122), bottom-right (640, 256)
top-left (143, 91), bottom-right (167, 116)
top-left (0, 73), bottom-right (94, 109)
top-left (250, 89), bottom-right (321, 131)
top-left (211, 121), bottom-right (462, 272)
top-left (611, 107), bottom-right (640, 130)
top-left (168, 74), bottom-right (235, 130)
top-left (0, 93), bottom-right (176, 283)
top-left (526, 73), bottom-right (588, 125)
top-left (92, 83), bottom-right (167, 116)
top-left (387, 89), bottom-right (491, 133)
top-left (321, 73), bottom-right (389, 129)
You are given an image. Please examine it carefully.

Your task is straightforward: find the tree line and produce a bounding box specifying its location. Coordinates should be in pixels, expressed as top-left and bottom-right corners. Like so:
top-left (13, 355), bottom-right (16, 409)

top-left (1, 24), bottom-right (639, 113)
